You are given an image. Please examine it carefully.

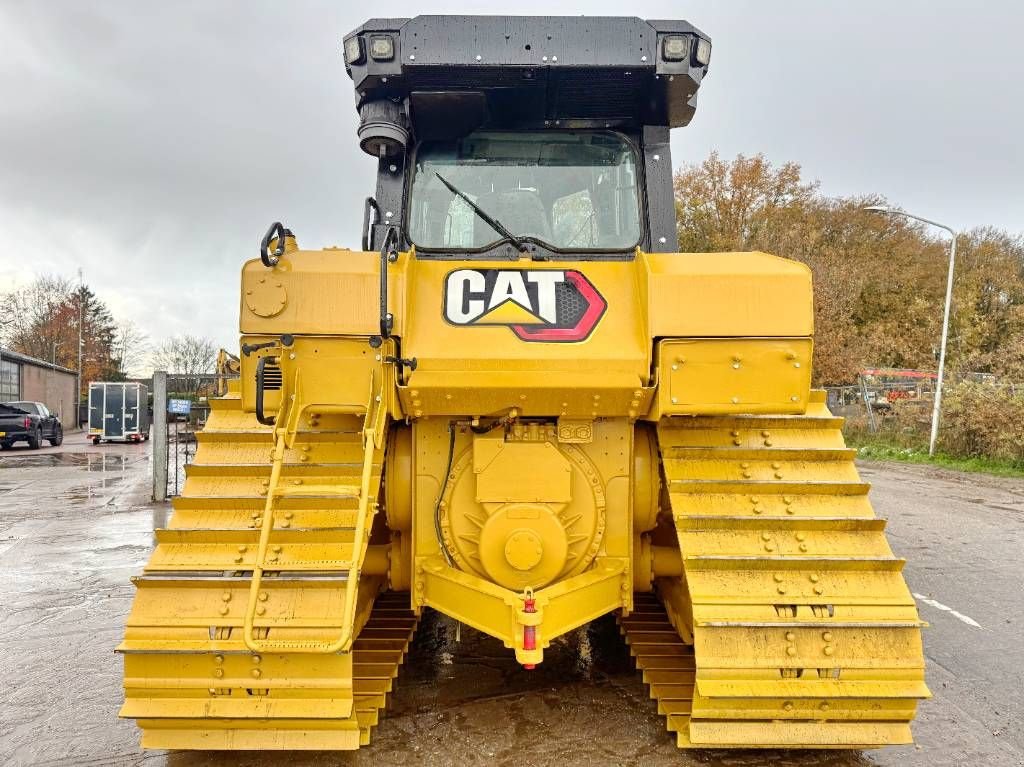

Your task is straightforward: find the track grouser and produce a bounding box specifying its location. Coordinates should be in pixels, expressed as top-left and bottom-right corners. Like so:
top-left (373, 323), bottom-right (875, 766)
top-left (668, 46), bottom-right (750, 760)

top-left (119, 15), bottom-right (928, 751)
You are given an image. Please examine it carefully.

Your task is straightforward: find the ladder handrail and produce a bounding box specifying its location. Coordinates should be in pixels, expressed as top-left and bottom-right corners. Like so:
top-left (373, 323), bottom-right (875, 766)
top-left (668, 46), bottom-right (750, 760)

top-left (242, 408), bottom-right (291, 652)
top-left (243, 369), bottom-right (386, 654)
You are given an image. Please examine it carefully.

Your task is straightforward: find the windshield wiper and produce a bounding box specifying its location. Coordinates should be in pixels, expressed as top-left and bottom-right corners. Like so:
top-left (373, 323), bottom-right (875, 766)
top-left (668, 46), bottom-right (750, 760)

top-left (434, 173), bottom-right (528, 252)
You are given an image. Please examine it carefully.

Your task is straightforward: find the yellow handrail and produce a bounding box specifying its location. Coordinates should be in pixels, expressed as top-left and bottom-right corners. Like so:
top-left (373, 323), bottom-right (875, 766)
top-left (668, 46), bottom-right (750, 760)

top-left (242, 408), bottom-right (290, 652)
top-left (243, 370), bottom-right (385, 654)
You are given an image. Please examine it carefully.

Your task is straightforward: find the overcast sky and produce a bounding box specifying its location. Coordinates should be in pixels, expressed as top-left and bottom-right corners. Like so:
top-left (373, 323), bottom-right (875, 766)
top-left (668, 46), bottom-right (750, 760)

top-left (1, 1), bottom-right (1021, 361)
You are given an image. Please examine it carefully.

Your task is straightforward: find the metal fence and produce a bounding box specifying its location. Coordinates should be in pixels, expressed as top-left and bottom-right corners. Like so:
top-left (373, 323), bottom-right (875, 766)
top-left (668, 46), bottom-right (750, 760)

top-left (824, 370), bottom-right (1018, 435)
top-left (824, 375), bottom-right (936, 434)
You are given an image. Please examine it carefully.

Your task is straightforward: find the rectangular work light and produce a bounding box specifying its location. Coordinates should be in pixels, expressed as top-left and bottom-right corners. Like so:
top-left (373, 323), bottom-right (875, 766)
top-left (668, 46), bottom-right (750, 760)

top-left (661, 35), bottom-right (690, 62)
top-left (369, 35), bottom-right (395, 61)
top-left (695, 38), bottom-right (711, 66)
top-left (344, 35), bottom-right (365, 65)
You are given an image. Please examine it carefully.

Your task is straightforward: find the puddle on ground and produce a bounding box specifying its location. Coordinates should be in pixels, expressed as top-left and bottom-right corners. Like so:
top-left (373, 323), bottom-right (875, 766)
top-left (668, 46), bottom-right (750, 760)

top-left (61, 476), bottom-right (125, 503)
top-left (0, 452), bottom-right (127, 471)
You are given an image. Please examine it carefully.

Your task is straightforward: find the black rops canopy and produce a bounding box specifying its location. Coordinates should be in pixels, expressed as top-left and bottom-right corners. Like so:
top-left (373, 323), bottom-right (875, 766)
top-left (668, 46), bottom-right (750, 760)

top-left (344, 16), bottom-right (711, 154)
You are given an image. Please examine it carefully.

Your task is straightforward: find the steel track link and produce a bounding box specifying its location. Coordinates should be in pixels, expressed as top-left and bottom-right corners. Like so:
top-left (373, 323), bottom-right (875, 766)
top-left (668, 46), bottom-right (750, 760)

top-left (352, 592), bottom-right (420, 745)
top-left (618, 593), bottom-right (697, 744)
top-left (640, 391), bottom-right (929, 748)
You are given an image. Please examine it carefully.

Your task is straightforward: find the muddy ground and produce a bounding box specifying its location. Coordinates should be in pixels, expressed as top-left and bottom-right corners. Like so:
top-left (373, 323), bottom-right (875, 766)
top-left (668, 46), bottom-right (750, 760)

top-left (0, 434), bottom-right (1021, 766)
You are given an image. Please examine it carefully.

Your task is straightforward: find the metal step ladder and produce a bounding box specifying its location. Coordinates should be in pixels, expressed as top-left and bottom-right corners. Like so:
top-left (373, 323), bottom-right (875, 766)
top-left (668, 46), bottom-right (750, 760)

top-left (119, 374), bottom-right (406, 749)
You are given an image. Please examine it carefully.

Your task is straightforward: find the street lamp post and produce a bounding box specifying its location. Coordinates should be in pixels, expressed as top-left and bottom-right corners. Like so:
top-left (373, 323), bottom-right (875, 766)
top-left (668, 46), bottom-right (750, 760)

top-left (52, 340), bottom-right (63, 366)
top-left (863, 205), bottom-right (957, 456)
top-left (76, 269), bottom-right (85, 429)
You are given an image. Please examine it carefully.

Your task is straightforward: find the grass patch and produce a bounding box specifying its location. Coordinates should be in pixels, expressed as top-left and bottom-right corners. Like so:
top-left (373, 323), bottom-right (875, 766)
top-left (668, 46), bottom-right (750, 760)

top-left (849, 439), bottom-right (1024, 478)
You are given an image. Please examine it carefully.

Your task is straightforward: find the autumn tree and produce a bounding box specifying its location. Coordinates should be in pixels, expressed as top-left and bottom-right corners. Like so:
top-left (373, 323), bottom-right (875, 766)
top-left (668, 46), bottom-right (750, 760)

top-left (674, 152), bottom-right (818, 253)
top-left (945, 228), bottom-right (1024, 378)
top-left (1, 276), bottom-right (121, 393)
top-left (673, 152), bottom-right (1023, 386)
top-left (1, 275), bottom-right (73, 364)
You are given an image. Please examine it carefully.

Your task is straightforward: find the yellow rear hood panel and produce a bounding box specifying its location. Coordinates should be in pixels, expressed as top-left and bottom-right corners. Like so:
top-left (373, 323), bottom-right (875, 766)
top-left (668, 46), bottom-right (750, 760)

top-left (240, 249), bottom-right (814, 379)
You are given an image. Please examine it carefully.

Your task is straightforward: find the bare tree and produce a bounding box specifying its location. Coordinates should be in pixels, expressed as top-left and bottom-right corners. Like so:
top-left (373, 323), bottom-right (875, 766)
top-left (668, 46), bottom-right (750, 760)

top-left (151, 334), bottom-right (217, 394)
top-left (114, 320), bottom-right (150, 378)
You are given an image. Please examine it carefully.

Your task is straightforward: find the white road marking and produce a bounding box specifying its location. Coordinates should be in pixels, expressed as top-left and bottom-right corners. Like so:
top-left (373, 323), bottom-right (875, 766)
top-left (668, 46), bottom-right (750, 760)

top-left (913, 593), bottom-right (982, 628)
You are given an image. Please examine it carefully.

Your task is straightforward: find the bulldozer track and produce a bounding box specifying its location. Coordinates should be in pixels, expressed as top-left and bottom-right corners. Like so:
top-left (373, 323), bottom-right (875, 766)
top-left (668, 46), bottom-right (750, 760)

top-left (119, 383), bottom-right (417, 749)
top-left (624, 391), bottom-right (929, 749)
top-left (352, 592), bottom-right (420, 746)
top-left (617, 593), bottom-right (697, 741)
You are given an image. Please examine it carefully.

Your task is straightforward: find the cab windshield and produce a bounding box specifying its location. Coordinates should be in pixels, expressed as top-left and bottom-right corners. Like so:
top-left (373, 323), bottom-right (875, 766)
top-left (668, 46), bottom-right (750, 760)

top-left (407, 131), bottom-right (641, 252)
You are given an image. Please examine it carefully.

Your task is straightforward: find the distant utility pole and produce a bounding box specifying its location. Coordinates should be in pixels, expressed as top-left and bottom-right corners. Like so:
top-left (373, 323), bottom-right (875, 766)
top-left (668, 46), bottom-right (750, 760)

top-left (77, 268), bottom-right (84, 427)
top-left (863, 206), bottom-right (957, 456)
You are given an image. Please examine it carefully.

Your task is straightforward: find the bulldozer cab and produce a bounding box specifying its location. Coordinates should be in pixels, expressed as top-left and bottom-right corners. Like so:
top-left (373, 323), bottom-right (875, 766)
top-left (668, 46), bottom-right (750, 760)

top-left (345, 16), bottom-right (712, 257)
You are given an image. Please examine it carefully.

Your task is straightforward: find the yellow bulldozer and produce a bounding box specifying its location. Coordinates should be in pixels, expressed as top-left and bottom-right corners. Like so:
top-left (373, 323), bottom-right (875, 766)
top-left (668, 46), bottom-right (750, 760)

top-left (119, 15), bottom-right (928, 751)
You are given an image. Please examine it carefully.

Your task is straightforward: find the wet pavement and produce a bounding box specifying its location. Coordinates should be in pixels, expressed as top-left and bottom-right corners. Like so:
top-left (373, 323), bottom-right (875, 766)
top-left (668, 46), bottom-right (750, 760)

top-left (1, 439), bottom-right (1022, 767)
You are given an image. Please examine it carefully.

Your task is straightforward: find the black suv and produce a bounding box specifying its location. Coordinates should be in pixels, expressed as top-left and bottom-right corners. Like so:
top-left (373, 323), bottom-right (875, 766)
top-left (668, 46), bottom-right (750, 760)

top-left (0, 401), bottom-right (64, 449)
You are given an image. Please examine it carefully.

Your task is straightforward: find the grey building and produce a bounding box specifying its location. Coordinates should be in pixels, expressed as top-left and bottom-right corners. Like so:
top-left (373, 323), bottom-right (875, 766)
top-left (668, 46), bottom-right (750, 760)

top-left (0, 348), bottom-right (78, 427)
